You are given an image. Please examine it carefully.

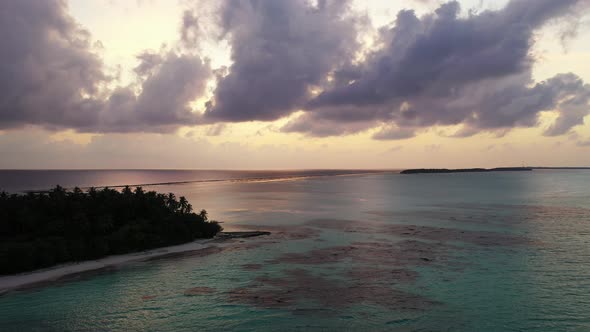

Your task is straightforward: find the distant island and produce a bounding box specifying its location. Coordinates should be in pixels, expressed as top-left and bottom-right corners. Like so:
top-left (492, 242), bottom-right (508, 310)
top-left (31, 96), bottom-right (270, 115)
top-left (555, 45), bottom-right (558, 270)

top-left (530, 167), bottom-right (590, 170)
top-left (0, 186), bottom-right (222, 274)
top-left (401, 167), bottom-right (533, 174)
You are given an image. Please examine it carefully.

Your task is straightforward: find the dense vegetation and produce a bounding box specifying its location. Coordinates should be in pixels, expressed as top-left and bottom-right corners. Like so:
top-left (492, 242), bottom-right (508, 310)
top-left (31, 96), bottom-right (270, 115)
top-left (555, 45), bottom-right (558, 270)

top-left (0, 186), bottom-right (222, 274)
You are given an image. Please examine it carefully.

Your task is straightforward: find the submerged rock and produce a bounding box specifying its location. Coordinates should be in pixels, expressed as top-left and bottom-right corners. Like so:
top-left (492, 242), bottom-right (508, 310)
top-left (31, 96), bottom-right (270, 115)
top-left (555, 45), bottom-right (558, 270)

top-left (227, 269), bottom-right (437, 313)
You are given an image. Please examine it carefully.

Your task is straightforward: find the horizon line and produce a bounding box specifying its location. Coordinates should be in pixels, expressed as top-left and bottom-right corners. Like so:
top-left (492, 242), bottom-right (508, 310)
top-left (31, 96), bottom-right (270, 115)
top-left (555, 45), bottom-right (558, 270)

top-left (1, 166), bottom-right (590, 171)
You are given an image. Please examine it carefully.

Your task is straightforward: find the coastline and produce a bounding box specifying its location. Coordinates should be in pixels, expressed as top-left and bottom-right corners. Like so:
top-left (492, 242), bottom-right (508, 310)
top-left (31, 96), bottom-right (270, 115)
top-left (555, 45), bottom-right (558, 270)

top-left (0, 232), bottom-right (269, 295)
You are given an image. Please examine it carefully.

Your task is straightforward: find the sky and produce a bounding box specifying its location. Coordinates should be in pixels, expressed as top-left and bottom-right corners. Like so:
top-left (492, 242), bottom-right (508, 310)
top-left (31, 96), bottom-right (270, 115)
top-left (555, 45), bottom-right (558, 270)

top-left (1, 0), bottom-right (590, 169)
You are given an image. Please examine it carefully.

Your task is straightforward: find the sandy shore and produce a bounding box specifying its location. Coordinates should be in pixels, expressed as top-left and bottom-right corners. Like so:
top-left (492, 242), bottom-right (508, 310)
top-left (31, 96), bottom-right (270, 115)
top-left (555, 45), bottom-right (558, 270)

top-left (0, 232), bottom-right (269, 294)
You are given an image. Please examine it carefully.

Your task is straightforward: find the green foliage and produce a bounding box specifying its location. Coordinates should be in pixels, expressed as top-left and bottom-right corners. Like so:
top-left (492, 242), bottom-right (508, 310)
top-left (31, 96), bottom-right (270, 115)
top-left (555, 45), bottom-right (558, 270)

top-left (0, 186), bottom-right (222, 274)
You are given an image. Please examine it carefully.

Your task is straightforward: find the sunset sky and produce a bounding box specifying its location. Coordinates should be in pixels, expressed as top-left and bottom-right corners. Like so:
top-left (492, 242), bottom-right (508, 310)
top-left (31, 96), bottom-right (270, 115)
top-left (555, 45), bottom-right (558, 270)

top-left (1, 0), bottom-right (589, 169)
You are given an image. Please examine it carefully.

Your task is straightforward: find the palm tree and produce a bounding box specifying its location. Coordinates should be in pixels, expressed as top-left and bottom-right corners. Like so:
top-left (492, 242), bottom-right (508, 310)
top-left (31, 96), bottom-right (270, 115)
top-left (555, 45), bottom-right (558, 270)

top-left (134, 187), bottom-right (144, 196)
top-left (179, 196), bottom-right (190, 214)
top-left (51, 185), bottom-right (66, 197)
top-left (0, 185), bottom-right (222, 274)
top-left (167, 193), bottom-right (178, 211)
top-left (122, 186), bottom-right (132, 196)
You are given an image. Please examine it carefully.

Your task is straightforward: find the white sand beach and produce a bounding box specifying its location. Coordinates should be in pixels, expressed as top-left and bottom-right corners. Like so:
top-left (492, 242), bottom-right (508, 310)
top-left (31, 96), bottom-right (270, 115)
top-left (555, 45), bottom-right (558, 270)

top-left (0, 238), bottom-right (216, 294)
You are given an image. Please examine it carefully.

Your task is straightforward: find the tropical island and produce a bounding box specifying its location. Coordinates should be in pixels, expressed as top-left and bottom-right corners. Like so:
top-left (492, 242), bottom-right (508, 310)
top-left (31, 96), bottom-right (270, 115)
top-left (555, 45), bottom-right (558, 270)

top-left (0, 186), bottom-right (223, 275)
top-left (400, 167), bottom-right (533, 174)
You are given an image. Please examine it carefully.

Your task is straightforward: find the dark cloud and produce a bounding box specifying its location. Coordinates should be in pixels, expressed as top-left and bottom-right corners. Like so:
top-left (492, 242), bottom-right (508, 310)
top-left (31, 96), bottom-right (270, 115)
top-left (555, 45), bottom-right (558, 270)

top-left (1, 0), bottom-right (588, 139)
top-left (0, 0), bottom-right (108, 130)
top-left (542, 74), bottom-right (590, 136)
top-left (397, 72), bottom-right (590, 137)
top-left (203, 0), bottom-right (362, 122)
top-left (292, 0), bottom-right (590, 138)
top-left (0, 0), bottom-right (211, 133)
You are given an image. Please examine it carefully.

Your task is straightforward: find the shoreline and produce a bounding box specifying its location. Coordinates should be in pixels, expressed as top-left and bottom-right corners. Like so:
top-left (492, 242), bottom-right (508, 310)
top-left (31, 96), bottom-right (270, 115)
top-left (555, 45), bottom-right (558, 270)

top-left (0, 231), bottom-right (269, 295)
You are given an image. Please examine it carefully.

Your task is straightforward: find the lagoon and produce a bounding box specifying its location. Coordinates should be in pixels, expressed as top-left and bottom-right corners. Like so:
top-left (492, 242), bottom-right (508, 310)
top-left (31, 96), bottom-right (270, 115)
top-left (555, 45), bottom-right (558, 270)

top-left (1, 170), bottom-right (589, 331)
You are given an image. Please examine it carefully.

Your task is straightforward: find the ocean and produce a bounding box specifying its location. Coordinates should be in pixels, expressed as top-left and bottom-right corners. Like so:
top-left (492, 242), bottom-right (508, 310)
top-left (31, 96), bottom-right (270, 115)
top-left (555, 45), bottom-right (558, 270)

top-left (1, 170), bottom-right (589, 331)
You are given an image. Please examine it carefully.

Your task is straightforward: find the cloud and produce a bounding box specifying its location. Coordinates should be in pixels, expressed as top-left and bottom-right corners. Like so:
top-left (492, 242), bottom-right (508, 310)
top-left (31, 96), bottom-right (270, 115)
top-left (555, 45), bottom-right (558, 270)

top-left (0, 0), bottom-right (211, 133)
top-left (203, 0), bottom-right (363, 122)
top-left (542, 74), bottom-right (590, 136)
top-left (181, 9), bottom-right (200, 48)
top-left (95, 50), bottom-right (211, 133)
top-left (282, 113), bottom-right (376, 137)
top-left (292, 0), bottom-right (590, 138)
top-left (372, 125), bottom-right (416, 140)
top-left (0, 0), bottom-right (108, 130)
top-left (0, 0), bottom-right (588, 139)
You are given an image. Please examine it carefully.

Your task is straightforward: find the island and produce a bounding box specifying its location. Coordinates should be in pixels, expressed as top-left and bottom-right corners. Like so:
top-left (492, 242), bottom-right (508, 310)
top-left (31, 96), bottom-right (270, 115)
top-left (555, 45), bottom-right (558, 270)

top-left (0, 186), bottom-right (223, 275)
top-left (530, 167), bottom-right (590, 170)
top-left (400, 167), bottom-right (533, 174)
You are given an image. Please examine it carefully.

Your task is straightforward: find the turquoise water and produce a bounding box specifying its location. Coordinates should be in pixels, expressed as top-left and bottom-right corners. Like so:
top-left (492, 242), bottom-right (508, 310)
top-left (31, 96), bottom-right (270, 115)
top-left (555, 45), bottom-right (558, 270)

top-left (1, 171), bottom-right (589, 331)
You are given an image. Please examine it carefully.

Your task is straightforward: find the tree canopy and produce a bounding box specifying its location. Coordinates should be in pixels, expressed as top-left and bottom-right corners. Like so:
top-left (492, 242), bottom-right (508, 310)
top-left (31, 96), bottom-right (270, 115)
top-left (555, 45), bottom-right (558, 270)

top-left (0, 186), bottom-right (222, 274)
